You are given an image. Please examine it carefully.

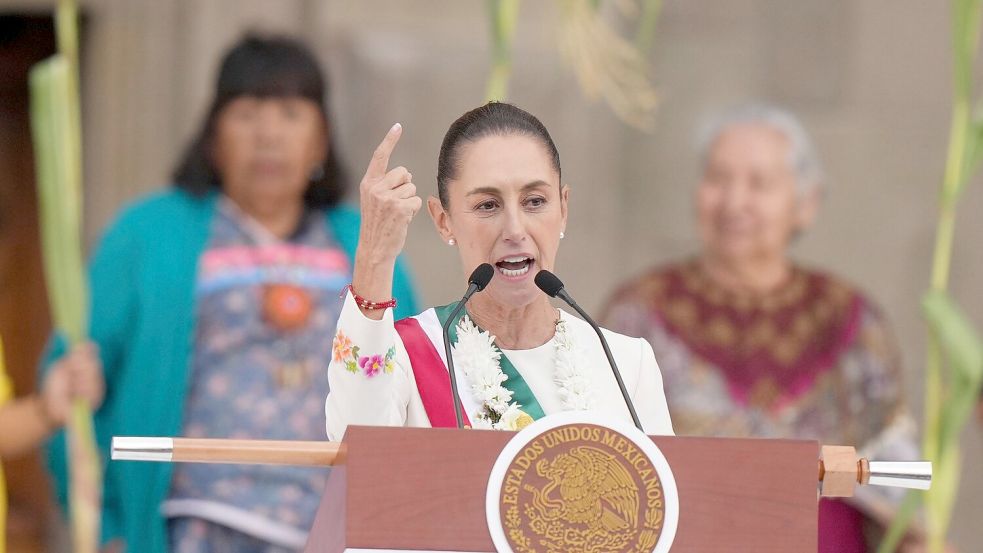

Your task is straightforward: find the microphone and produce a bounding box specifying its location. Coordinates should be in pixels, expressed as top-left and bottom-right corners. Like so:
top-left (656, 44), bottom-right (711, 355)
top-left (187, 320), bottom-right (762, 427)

top-left (535, 270), bottom-right (643, 431)
top-left (443, 263), bottom-right (495, 428)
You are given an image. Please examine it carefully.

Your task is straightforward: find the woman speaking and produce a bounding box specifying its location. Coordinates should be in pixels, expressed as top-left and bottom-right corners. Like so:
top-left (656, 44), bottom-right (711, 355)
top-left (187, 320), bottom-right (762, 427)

top-left (325, 102), bottom-right (673, 438)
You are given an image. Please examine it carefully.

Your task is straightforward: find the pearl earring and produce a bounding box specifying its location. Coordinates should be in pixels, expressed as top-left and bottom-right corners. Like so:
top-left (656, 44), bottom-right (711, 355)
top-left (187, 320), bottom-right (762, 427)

top-left (559, 231), bottom-right (565, 239)
top-left (448, 238), bottom-right (456, 246)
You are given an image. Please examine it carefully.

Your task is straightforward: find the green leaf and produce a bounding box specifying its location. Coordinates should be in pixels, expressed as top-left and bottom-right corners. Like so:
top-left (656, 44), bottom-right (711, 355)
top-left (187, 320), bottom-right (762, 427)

top-left (923, 290), bottom-right (983, 384)
top-left (30, 57), bottom-right (87, 344)
top-left (922, 290), bottom-right (983, 468)
top-left (962, 105), bottom-right (983, 179)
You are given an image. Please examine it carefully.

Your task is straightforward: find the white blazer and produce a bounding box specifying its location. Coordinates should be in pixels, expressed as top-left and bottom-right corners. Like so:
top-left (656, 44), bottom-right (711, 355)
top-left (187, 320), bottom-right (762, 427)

top-left (325, 292), bottom-right (675, 441)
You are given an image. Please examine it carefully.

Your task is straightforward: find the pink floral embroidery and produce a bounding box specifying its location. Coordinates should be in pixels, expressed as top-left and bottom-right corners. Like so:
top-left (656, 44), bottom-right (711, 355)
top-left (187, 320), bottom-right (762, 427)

top-left (359, 354), bottom-right (385, 378)
top-left (335, 332), bottom-right (396, 377)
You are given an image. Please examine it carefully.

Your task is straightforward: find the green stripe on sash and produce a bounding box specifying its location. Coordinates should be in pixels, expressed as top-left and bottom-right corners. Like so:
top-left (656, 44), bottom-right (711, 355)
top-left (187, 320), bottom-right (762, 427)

top-left (434, 302), bottom-right (546, 421)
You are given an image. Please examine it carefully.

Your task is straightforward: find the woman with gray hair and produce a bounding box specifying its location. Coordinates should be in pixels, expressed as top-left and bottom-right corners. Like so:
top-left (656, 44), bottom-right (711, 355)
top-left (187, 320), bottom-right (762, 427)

top-left (600, 104), bottom-right (926, 552)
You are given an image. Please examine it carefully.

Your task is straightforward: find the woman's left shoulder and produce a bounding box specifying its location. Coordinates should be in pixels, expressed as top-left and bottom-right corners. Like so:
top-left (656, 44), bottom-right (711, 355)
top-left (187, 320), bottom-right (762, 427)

top-left (562, 311), bottom-right (650, 355)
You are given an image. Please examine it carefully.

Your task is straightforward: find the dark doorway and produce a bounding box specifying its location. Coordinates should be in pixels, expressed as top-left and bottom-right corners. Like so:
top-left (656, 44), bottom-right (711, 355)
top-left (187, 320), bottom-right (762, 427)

top-left (0, 13), bottom-right (58, 553)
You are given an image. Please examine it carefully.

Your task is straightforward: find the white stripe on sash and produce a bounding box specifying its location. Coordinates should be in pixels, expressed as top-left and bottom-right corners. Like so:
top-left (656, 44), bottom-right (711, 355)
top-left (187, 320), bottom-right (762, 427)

top-left (412, 310), bottom-right (482, 425)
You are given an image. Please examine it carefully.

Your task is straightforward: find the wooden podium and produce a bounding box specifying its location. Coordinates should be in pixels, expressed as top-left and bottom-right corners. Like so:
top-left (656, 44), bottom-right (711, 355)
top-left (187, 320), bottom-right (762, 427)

top-left (304, 426), bottom-right (819, 552)
top-left (113, 421), bottom-right (928, 552)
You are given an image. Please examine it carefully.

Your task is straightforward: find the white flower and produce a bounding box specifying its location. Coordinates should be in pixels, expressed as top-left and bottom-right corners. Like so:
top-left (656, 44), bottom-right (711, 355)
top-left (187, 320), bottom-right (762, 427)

top-left (470, 416), bottom-right (494, 430)
top-left (496, 404), bottom-right (524, 430)
top-left (452, 312), bottom-right (593, 430)
top-left (553, 318), bottom-right (595, 411)
top-left (454, 315), bottom-right (517, 426)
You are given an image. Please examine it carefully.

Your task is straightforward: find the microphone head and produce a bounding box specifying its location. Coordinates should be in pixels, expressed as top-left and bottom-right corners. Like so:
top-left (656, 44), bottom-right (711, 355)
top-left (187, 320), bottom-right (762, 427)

top-left (534, 270), bottom-right (565, 298)
top-left (468, 263), bottom-right (495, 291)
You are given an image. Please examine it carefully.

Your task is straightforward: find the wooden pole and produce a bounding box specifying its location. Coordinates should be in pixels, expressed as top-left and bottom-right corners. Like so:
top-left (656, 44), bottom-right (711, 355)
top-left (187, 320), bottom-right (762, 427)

top-left (113, 437), bottom-right (345, 467)
top-left (114, 438), bottom-right (930, 496)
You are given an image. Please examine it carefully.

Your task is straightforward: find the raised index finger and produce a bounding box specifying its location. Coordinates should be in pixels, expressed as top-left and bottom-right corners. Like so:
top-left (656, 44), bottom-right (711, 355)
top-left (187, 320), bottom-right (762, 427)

top-left (365, 123), bottom-right (402, 181)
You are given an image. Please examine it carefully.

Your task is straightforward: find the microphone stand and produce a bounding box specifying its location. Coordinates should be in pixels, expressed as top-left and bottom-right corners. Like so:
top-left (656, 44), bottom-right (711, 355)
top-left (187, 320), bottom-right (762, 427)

top-left (558, 292), bottom-right (644, 431)
top-left (535, 270), bottom-right (643, 431)
top-left (442, 293), bottom-right (474, 429)
top-left (441, 264), bottom-right (493, 429)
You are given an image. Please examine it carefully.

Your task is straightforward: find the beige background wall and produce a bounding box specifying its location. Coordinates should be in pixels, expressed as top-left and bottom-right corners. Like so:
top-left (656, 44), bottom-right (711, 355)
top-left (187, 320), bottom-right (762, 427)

top-left (6, 0), bottom-right (983, 547)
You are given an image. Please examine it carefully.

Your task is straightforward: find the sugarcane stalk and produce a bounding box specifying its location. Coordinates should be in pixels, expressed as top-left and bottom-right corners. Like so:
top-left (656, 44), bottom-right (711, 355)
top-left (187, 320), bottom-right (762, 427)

top-left (29, 1), bottom-right (101, 552)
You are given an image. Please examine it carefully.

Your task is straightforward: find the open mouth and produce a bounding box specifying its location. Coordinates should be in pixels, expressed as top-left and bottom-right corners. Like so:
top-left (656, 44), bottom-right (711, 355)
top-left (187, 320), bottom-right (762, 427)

top-left (495, 256), bottom-right (534, 278)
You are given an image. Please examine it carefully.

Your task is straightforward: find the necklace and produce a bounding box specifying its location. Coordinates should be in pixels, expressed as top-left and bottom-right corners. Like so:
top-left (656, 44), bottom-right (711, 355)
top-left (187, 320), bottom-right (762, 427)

top-left (452, 313), bottom-right (594, 430)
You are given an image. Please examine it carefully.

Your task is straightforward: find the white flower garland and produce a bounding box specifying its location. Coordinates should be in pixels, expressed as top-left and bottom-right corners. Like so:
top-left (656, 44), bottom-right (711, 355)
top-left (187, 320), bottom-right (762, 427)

top-left (452, 314), bottom-right (594, 430)
top-left (552, 319), bottom-right (594, 411)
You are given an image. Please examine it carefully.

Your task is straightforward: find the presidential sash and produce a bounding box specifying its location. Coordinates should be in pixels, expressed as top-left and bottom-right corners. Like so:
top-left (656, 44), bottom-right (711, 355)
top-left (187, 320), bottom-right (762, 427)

top-left (393, 303), bottom-right (546, 427)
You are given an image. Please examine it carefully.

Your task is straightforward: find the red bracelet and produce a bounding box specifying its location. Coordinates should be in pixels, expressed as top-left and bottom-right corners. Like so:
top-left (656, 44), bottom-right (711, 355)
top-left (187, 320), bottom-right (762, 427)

top-left (343, 284), bottom-right (397, 310)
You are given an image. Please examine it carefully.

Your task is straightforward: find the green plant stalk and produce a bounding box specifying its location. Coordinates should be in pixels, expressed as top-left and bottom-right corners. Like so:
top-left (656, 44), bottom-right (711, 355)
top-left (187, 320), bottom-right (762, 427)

top-left (30, 1), bottom-right (102, 552)
top-left (57, 0), bottom-right (79, 66)
top-left (485, 0), bottom-right (520, 101)
top-left (634, 0), bottom-right (663, 52)
top-left (31, 57), bottom-right (101, 553)
top-left (56, 0), bottom-right (82, 212)
top-left (916, 288), bottom-right (983, 553)
top-left (918, 116), bottom-right (962, 553)
top-left (876, 491), bottom-right (919, 553)
top-left (486, 62), bottom-right (512, 103)
top-left (922, 101), bottom-right (964, 470)
top-left (30, 55), bottom-right (102, 553)
top-left (926, 446), bottom-right (961, 551)
top-left (880, 3), bottom-right (982, 551)
top-left (922, 48), bottom-right (969, 553)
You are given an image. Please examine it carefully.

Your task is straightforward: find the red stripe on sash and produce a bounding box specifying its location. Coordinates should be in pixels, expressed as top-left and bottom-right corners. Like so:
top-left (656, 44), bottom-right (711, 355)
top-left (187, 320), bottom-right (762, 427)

top-left (394, 317), bottom-right (472, 428)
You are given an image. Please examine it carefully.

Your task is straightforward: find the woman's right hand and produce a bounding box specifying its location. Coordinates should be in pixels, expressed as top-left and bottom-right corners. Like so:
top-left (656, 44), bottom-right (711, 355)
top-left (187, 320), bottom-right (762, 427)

top-left (357, 123), bottom-right (421, 264)
top-left (352, 123), bottom-right (421, 316)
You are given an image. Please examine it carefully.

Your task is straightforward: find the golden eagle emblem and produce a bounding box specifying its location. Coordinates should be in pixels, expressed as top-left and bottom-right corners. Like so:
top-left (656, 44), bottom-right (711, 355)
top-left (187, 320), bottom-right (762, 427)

top-left (533, 446), bottom-right (640, 531)
top-left (524, 446), bottom-right (640, 552)
top-left (497, 423), bottom-right (669, 553)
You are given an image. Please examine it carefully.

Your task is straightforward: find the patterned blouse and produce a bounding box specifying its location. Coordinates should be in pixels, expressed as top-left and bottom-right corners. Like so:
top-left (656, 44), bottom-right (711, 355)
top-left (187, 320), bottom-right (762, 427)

top-left (601, 260), bottom-right (919, 552)
top-left (163, 199), bottom-right (351, 549)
